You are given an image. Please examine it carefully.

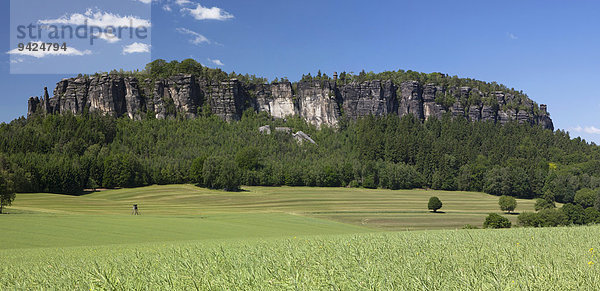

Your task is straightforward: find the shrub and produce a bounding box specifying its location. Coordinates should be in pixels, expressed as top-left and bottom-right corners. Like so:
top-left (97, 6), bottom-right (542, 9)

top-left (537, 208), bottom-right (568, 227)
top-left (348, 180), bottom-right (360, 188)
top-left (483, 213), bottom-right (511, 228)
top-left (561, 203), bottom-right (585, 225)
top-left (574, 188), bottom-right (597, 208)
top-left (362, 175), bottom-right (377, 189)
top-left (584, 207), bottom-right (600, 224)
top-left (499, 195), bottom-right (517, 213)
top-left (428, 196), bottom-right (443, 213)
top-left (518, 212), bottom-right (542, 227)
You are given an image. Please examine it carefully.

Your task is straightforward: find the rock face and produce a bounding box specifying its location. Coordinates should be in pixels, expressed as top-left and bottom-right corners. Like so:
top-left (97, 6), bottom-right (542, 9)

top-left (87, 75), bottom-right (125, 116)
top-left (27, 73), bottom-right (554, 131)
top-left (481, 105), bottom-right (497, 122)
top-left (422, 84), bottom-right (445, 120)
top-left (297, 81), bottom-right (340, 128)
top-left (398, 81), bottom-right (424, 120)
top-left (252, 82), bottom-right (297, 119)
top-left (339, 80), bottom-right (396, 120)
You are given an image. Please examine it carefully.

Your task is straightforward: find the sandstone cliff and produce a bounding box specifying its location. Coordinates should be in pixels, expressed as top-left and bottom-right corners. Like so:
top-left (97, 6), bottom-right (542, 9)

top-left (27, 73), bottom-right (554, 130)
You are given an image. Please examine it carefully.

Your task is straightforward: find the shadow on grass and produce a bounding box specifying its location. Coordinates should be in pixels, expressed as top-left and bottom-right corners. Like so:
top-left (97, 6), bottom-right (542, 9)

top-left (0, 208), bottom-right (42, 215)
top-left (430, 211), bottom-right (446, 214)
top-left (192, 184), bottom-right (250, 192)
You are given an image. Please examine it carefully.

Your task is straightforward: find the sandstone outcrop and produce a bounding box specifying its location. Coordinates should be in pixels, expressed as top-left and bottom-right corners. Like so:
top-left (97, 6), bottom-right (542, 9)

top-left (27, 73), bottom-right (554, 131)
top-left (340, 80), bottom-right (396, 120)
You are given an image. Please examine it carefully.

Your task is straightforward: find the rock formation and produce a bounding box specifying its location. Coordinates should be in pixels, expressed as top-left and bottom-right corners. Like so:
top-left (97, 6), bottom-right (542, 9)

top-left (27, 73), bottom-right (554, 131)
top-left (339, 80), bottom-right (396, 120)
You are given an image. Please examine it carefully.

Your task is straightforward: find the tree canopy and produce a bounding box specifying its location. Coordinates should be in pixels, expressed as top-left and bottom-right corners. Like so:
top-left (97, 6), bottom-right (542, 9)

top-left (428, 197), bottom-right (443, 213)
top-left (499, 195), bottom-right (517, 213)
top-left (0, 110), bottom-right (599, 198)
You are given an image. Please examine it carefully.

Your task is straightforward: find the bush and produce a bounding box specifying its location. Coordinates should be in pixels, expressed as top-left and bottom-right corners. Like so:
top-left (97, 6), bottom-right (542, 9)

top-left (483, 213), bottom-right (511, 229)
top-left (362, 175), bottom-right (377, 189)
top-left (584, 207), bottom-right (600, 224)
top-left (499, 195), bottom-right (517, 213)
top-left (537, 208), bottom-right (568, 227)
top-left (428, 196), bottom-right (443, 213)
top-left (518, 212), bottom-right (542, 227)
top-left (561, 203), bottom-right (585, 225)
top-left (574, 188), bottom-right (597, 208)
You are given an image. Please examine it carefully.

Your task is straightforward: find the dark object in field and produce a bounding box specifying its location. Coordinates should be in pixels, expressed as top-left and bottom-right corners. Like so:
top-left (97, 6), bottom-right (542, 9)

top-left (428, 196), bottom-right (443, 213)
top-left (132, 204), bottom-right (139, 215)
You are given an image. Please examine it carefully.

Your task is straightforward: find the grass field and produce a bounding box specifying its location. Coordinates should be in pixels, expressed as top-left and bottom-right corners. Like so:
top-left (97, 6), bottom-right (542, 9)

top-left (4, 185), bottom-right (596, 290)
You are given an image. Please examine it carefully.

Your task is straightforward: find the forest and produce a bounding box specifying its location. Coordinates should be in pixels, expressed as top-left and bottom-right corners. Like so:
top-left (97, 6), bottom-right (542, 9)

top-left (1, 109), bottom-right (599, 208)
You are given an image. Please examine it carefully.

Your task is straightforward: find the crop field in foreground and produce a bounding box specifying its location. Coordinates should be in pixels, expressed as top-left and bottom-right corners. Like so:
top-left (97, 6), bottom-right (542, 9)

top-left (3, 185), bottom-right (589, 290)
top-left (1, 227), bottom-right (599, 289)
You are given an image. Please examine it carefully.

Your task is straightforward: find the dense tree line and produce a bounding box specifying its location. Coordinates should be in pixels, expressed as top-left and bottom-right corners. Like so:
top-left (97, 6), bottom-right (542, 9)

top-left (1, 109), bottom-right (599, 206)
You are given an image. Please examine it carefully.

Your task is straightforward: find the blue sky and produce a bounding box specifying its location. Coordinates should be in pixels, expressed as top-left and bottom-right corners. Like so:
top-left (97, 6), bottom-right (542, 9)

top-left (1, 0), bottom-right (600, 143)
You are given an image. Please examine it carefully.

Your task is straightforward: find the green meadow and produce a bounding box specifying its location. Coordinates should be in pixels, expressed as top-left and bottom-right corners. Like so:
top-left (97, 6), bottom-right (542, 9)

top-left (3, 185), bottom-right (598, 290)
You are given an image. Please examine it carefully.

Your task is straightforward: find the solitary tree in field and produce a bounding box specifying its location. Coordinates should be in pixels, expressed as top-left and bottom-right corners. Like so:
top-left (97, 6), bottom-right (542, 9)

top-left (428, 196), bottom-right (443, 213)
top-left (0, 172), bottom-right (15, 214)
top-left (499, 195), bottom-right (517, 213)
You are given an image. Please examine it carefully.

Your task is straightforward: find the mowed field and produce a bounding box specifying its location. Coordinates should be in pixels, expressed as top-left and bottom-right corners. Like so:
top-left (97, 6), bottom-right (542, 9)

top-left (5, 185), bottom-right (598, 290)
top-left (9, 184), bottom-right (535, 230)
top-left (2, 185), bottom-right (537, 249)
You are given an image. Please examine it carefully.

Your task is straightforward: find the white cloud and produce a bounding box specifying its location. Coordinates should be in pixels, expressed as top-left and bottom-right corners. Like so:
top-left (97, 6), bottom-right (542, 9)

top-left (176, 27), bottom-right (210, 45)
top-left (507, 32), bottom-right (518, 40)
top-left (571, 126), bottom-right (600, 135)
top-left (10, 58), bottom-right (24, 64)
top-left (7, 41), bottom-right (92, 58)
top-left (208, 58), bottom-right (224, 66)
top-left (135, 0), bottom-right (152, 3)
top-left (182, 4), bottom-right (234, 21)
top-left (585, 126), bottom-right (600, 134)
top-left (39, 9), bottom-right (151, 29)
top-left (175, 0), bottom-right (192, 6)
top-left (122, 42), bottom-right (151, 54)
top-left (163, 5), bottom-right (172, 12)
top-left (93, 31), bottom-right (120, 43)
